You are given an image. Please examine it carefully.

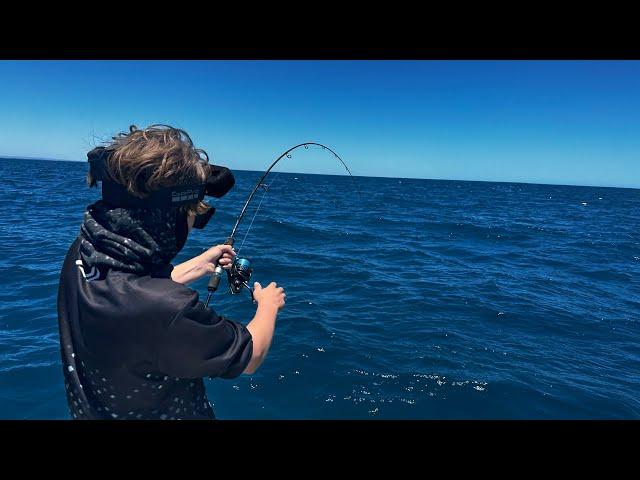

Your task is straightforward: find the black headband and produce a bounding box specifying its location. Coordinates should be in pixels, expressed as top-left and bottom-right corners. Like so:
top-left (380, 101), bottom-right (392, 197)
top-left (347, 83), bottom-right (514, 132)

top-left (87, 147), bottom-right (234, 209)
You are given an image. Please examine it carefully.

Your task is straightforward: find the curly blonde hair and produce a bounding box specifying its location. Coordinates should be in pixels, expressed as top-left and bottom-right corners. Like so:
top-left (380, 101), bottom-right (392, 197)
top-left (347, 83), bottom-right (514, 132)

top-left (88, 124), bottom-right (211, 215)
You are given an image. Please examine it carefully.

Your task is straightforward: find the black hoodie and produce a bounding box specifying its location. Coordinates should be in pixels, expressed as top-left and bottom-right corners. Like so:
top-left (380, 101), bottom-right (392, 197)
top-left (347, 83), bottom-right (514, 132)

top-left (57, 201), bottom-right (253, 420)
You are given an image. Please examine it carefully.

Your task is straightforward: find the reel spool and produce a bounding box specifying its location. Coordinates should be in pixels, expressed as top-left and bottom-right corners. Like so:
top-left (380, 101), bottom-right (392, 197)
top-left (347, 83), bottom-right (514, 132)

top-left (228, 257), bottom-right (253, 296)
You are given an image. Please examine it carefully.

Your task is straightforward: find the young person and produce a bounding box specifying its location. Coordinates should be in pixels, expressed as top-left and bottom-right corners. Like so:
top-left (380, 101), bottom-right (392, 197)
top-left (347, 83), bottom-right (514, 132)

top-left (57, 124), bottom-right (285, 420)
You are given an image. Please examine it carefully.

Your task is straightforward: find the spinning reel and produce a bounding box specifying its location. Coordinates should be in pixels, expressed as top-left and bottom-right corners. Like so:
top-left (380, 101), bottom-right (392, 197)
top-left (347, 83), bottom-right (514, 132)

top-left (227, 257), bottom-right (254, 299)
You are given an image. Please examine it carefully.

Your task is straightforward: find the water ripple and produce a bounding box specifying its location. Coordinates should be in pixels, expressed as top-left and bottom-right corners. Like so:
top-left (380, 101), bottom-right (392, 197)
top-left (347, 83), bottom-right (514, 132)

top-left (1, 158), bottom-right (639, 419)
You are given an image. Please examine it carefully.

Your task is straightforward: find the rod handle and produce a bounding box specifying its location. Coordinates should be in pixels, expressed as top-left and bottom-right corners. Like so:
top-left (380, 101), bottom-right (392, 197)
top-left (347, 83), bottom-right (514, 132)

top-left (206, 237), bottom-right (235, 292)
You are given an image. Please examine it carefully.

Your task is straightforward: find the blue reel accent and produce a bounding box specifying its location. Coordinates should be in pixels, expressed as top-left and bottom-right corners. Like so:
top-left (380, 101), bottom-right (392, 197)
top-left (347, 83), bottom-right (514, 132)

top-left (229, 257), bottom-right (253, 295)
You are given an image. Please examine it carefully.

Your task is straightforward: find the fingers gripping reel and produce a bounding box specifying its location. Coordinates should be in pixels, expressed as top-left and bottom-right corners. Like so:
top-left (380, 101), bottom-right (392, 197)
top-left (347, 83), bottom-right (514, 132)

top-left (204, 237), bottom-right (254, 307)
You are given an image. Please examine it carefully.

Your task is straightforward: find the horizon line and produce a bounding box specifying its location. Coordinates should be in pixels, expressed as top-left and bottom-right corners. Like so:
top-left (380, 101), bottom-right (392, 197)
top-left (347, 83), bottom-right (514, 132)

top-left (1, 155), bottom-right (638, 191)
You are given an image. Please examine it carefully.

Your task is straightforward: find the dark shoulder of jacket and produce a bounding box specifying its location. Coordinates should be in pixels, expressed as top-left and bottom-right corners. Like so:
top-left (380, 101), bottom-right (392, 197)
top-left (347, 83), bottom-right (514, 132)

top-left (58, 236), bottom-right (81, 298)
top-left (61, 236), bottom-right (82, 272)
top-left (129, 274), bottom-right (219, 329)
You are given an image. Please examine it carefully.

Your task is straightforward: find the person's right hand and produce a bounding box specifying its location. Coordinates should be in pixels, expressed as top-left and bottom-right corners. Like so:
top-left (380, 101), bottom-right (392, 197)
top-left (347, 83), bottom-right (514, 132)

top-left (253, 282), bottom-right (286, 310)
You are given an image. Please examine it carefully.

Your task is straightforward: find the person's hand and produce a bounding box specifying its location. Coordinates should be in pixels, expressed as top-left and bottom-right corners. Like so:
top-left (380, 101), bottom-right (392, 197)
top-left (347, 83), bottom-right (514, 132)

top-left (171, 244), bottom-right (237, 285)
top-left (200, 244), bottom-right (236, 272)
top-left (252, 282), bottom-right (286, 311)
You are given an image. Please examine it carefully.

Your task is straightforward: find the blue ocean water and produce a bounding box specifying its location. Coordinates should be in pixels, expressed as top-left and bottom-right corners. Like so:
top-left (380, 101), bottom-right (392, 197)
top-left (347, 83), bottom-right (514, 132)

top-left (0, 157), bottom-right (638, 419)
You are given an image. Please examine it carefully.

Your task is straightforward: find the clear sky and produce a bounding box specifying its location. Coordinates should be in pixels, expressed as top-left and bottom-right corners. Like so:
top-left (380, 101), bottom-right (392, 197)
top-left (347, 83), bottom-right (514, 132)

top-left (0, 60), bottom-right (638, 188)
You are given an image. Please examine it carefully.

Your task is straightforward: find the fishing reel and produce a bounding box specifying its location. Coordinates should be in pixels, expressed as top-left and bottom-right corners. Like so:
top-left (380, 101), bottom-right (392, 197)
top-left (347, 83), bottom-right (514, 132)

top-left (227, 257), bottom-right (254, 299)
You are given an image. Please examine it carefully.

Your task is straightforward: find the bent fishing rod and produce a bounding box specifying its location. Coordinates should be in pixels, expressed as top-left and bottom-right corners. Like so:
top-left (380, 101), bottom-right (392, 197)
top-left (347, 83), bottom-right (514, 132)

top-left (204, 142), bottom-right (357, 307)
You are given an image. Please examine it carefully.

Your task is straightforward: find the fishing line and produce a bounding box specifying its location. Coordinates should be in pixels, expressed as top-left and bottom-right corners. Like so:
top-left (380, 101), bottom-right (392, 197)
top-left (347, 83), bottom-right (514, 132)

top-left (204, 142), bottom-right (359, 307)
top-left (236, 172), bottom-right (281, 257)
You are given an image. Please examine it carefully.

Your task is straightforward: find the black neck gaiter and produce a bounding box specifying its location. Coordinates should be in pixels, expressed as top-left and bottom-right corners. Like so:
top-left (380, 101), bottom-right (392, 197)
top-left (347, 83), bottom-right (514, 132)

top-left (79, 201), bottom-right (187, 275)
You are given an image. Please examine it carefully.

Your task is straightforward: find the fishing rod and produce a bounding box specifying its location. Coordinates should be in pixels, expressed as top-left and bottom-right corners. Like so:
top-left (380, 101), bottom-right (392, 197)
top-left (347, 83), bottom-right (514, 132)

top-left (204, 142), bottom-right (358, 307)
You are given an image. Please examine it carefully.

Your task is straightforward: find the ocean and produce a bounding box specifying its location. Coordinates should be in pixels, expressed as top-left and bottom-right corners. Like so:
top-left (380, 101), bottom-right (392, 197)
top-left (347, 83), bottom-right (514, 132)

top-left (0, 157), bottom-right (638, 419)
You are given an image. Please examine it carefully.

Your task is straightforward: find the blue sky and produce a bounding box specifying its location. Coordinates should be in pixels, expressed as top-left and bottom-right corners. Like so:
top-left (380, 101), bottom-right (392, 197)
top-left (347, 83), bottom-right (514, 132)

top-left (0, 60), bottom-right (638, 188)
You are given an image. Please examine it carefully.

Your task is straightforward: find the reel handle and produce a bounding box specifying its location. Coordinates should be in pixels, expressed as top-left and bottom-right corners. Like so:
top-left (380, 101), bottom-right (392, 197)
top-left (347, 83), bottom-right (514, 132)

top-left (207, 236), bottom-right (234, 292)
top-left (240, 281), bottom-right (256, 303)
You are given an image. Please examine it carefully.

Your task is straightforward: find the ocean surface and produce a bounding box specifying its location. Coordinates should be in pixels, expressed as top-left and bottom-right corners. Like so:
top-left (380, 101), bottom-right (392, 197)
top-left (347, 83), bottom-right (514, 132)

top-left (0, 157), bottom-right (639, 419)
